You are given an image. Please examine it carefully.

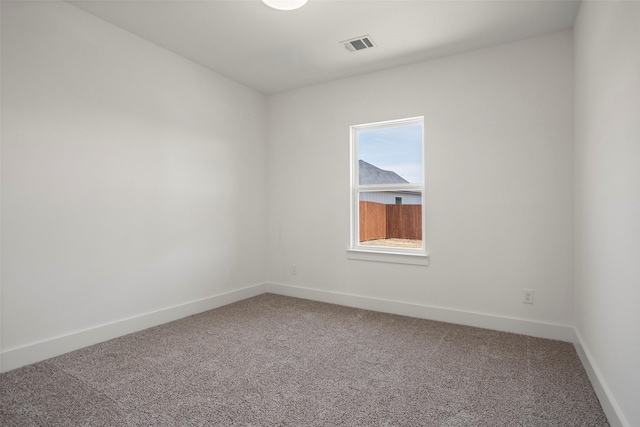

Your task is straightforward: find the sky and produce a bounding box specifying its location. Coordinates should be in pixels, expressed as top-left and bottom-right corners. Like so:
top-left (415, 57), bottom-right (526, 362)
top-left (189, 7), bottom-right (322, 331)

top-left (357, 123), bottom-right (423, 183)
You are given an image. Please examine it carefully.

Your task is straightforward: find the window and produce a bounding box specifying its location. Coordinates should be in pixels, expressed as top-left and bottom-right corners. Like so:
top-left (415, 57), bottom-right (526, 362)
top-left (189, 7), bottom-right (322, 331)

top-left (349, 117), bottom-right (426, 260)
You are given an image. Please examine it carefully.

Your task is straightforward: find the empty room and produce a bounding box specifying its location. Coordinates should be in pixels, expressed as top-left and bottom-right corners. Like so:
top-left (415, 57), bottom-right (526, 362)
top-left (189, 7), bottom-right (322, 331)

top-left (1, 0), bottom-right (638, 425)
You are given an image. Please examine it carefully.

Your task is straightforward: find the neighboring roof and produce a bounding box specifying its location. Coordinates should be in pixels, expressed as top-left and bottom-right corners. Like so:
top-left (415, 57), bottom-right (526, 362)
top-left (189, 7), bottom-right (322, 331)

top-left (359, 160), bottom-right (408, 185)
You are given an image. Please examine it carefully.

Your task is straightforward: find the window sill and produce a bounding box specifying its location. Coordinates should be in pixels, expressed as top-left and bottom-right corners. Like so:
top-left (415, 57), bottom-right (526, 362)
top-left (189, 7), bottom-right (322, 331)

top-left (346, 249), bottom-right (429, 266)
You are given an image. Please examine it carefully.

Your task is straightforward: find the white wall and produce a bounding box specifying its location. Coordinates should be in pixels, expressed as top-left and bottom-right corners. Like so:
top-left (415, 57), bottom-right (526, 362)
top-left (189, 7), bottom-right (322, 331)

top-left (574, 2), bottom-right (640, 426)
top-left (2, 5), bottom-right (637, 424)
top-left (267, 31), bottom-right (574, 331)
top-left (1, 1), bottom-right (267, 368)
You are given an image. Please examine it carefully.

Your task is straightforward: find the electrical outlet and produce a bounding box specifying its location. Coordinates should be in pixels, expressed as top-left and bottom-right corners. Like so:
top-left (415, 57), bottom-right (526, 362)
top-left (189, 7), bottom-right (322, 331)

top-left (291, 264), bottom-right (297, 275)
top-left (523, 289), bottom-right (534, 304)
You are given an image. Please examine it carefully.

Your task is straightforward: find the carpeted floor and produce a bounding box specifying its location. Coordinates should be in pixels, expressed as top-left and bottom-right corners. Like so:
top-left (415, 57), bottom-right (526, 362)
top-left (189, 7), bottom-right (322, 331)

top-left (1, 294), bottom-right (608, 426)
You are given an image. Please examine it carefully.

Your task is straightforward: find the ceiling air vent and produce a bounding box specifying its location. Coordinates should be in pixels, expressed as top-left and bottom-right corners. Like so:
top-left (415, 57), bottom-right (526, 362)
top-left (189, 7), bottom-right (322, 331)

top-left (341, 35), bottom-right (376, 52)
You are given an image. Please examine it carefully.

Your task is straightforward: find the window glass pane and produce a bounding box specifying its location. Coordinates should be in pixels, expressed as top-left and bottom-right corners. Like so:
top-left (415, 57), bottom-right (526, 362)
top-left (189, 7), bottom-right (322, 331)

top-left (357, 123), bottom-right (423, 185)
top-left (359, 191), bottom-right (422, 249)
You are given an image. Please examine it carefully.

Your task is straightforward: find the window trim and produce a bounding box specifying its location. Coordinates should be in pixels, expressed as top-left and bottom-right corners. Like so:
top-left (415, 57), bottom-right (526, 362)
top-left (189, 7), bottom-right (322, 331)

top-left (349, 116), bottom-right (428, 263)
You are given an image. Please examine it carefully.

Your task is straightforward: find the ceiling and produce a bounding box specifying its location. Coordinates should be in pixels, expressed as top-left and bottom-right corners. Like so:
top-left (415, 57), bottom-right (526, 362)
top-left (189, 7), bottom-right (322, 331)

top-left (69, 0), bottom-right (580, 94)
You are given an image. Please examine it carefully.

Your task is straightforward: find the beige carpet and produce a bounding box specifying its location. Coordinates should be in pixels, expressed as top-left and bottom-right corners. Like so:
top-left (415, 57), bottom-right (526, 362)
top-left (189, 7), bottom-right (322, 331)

top-left (0, 294), bottom-right (608, 426)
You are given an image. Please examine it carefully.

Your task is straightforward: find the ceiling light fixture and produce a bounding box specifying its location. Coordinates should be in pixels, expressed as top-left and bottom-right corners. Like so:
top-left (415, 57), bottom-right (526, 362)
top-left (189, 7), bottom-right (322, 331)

top-left (261, 0), bottom-right (308, 11)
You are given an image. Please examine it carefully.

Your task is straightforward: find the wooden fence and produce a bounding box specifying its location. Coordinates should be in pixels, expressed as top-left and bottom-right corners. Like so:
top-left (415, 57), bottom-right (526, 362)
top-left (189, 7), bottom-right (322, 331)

top-left (359, 201), bottom-right (422, 241)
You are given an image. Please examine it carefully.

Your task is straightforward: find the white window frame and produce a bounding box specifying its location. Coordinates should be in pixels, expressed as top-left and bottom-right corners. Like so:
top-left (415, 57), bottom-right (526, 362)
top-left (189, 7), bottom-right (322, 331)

top-left (348, 116), bottom-right (428, 265)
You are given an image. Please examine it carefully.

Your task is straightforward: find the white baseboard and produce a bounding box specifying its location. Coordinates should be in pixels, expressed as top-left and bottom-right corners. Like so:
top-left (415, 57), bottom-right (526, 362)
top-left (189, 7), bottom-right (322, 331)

top-left (573, 328), bottom-right (629, 427)
top-left (266, 283), bottom-right (575, 342)
top-left (0, 283), bottom-right (267, 373)
top-left (3, 281), bottom-right (625, 426)
top-left (0, 280), bottom-right (577, 374)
